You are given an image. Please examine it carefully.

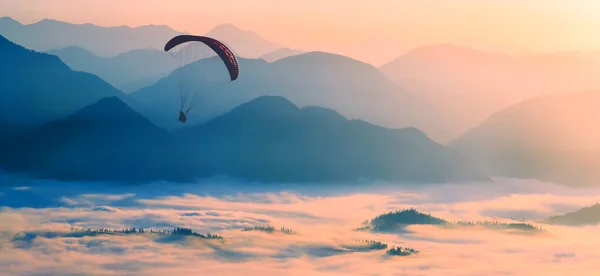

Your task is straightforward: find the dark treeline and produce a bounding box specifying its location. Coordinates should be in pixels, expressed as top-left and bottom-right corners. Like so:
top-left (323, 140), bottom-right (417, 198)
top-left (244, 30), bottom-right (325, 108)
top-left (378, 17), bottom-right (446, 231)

top-left (453, 221), bottom-right (543, 232)
top-left (242, 225), bottom-right (294, 234)
top-left (352, 239), bottom-right (389, 250)
top-left (355, 225), bottom-right (372, 231)
top-left (366, 208), bottom-right (544, 233)
top-left (68, 227), bottom-right (223, 239)
top-left (387, 246), bottom-right (419, 256)
top-left (370, 208), bottom-right (448, 231)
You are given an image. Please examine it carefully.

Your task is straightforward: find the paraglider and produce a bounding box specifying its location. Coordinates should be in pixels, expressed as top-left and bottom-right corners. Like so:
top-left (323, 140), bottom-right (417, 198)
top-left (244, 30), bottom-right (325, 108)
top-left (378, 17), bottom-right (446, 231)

top-left (178, 110), bottom-right (187, 123)
top-left (164, 35), bottom-right (240, 123)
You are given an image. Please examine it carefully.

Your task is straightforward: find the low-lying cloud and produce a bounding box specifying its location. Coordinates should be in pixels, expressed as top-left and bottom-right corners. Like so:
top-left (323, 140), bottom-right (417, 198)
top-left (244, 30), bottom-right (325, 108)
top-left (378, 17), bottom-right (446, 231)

top-left (1, 177), bottom-right (600, 275)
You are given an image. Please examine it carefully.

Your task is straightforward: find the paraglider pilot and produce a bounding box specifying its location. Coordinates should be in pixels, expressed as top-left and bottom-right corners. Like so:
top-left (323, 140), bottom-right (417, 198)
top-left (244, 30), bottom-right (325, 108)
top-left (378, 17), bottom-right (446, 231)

top-left (178, 109), bottom-right (187, 123)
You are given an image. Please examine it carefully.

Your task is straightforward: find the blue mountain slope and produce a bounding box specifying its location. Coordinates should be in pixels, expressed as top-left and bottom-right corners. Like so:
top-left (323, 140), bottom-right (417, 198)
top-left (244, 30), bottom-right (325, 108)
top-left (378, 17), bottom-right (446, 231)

top-left (0, 35), bottom-right (128, 125)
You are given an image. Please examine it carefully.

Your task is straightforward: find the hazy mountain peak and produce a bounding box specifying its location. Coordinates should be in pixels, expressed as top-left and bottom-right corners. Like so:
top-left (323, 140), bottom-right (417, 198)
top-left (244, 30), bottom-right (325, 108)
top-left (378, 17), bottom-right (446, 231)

top-left (205, 23), bottom-right (282, 58)
top-left (47, 46), bottom-right (95, 57)
top-left (276, 51), bottom-right (374, 68)
top-left (0, 16), bottom-right (20, 25)
top-left (208, 23), bottom-right (248, 34)
top-left (71, 96), bottom-right (131, 117)
top-left (0, 17), bottom-right (183, 57)
top-left (36, 18), bottom-right (66, 25)
top-left (69, 96), bottom-right (157, 128)
top-left (226, 95), bottom-right (300, 116)
top-left (259, 47), bottom-right (304, 62)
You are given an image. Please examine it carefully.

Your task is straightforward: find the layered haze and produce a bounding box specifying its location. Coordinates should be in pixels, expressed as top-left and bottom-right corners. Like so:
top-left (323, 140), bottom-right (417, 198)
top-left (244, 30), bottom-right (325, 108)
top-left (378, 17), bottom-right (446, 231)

top-left (5, 1), bottom-right (600, 65)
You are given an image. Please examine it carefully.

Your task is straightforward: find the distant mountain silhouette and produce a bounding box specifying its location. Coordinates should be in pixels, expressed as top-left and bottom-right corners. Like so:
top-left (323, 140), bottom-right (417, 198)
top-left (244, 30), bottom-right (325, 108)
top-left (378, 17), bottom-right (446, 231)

top-left (451, 90), bottom-right (600, 187)
top-left (47, 46), bottom-right (172, 92)
top-left (259, 48), bottom-right (304, 62)
top-left (0, 17), bottom-right (292, 59)
top-left (0, 34), bottom-right (129, 125)
top-left (205, 24), bottom-right (282, 58)
top-left (0, 17), bottom-right (182, 56)
top-left (0, 97), bottom-right (174, 182)
top-left (380, 43), bottom-right (600, 141)
top-left (543, 203), bottom-right (600, 226)
top-left (175, 96), bottom-right (489, 183)
top-left (132, 51), bottom-right (440, 140)
top-left (0, 96), bottom-right (488, 184)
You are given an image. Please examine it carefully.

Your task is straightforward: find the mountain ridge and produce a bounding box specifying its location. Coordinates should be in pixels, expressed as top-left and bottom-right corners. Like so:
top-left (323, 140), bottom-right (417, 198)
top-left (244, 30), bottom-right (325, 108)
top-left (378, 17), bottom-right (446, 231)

top-left (131, 51), bottom-right (440, 141)
top-left (380, 43), bottom-right (600, 142)
top-left (0, 96), bottom-right (489, 184)
top-left (0, 34), bottom-right (131, 125)
top-left (451, 90), bottom-right (600, 187)
top-left (47, 46), bottom-right (173, 92)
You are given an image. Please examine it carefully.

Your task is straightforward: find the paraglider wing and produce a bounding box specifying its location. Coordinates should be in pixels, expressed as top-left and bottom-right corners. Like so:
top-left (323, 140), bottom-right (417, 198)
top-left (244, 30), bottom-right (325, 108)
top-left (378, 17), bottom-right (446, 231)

top-left (164, 35), bottom-right (239, 81)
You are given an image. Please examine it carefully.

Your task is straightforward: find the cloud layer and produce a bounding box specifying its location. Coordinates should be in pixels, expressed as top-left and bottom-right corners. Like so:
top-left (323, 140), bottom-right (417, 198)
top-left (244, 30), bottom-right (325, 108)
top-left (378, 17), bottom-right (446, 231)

top-left (1, 177), bottom-right (600, 275)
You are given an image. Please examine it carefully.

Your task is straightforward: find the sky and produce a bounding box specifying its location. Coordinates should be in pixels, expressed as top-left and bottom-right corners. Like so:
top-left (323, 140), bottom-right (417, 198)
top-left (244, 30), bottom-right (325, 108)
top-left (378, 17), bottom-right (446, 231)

top-left (3, 0), bottom-right (600, 65)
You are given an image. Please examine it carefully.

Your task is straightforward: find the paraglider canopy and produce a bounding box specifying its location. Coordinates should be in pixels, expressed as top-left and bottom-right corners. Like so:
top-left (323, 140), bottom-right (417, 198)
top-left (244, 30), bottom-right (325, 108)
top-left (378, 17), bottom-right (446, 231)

top-left (164, 35), bottom-right (240, 123)
top-left (164, 35), bottom-right (239, 81)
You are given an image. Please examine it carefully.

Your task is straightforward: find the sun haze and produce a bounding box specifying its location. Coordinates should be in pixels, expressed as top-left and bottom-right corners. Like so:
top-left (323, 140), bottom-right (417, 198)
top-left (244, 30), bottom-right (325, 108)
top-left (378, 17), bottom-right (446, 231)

top-left (3, 0), bottom-right (600, 65)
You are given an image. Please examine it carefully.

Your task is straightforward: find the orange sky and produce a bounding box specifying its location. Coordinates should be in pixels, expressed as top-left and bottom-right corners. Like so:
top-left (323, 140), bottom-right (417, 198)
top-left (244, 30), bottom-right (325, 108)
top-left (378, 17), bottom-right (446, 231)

top-left (3, 0), bottom-right (600, 65)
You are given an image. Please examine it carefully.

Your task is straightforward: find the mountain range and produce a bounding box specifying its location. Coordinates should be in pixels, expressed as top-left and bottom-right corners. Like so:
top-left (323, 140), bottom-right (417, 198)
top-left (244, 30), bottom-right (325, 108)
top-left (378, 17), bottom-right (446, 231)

top-left (12, 17), bottom-right (600, 143)
top-left (131, 52), bottom-right (442, 140)
top-left (46, 46), bottom-right (304, 94)
top-left (0, 16), bottom-right (181, 57)
top-left (204, 24), bottom-right (283, 58)
top-left (0, 34), bottom-right (440, 143)
top-left (0, 34), bottom-right (129, 125)
top-left (0, 97), bottom-right (174, 182)
top-left (46, 46), bottom-right (173, 92)
top-left (380, 44), bottom-right (600, 141)
top-left (0, 17), bottom-right (289, 59)
top-left (451, 90), bottom-right (600, 187)
top-left (0, 96), bottom-right (489, 184)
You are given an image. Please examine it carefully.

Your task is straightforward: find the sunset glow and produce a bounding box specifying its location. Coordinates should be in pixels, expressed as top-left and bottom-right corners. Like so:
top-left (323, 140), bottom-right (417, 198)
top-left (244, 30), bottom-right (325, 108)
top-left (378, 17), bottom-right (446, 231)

top-left (4, 0), bottom-right (600, 64)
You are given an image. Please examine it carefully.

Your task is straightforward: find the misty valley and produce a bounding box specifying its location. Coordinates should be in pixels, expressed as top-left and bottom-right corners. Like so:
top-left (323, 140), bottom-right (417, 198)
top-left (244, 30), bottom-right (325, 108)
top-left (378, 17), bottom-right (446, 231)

top-left (1, 7), bottom-right (600, 276)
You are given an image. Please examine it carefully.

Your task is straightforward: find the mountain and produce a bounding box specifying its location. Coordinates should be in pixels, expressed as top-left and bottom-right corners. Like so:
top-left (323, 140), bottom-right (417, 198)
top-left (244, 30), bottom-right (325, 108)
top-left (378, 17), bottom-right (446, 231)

top-left (0, 17), bottom-right (288, 60)
top-left (451, 90), bottom-right (600, 187)
top-left (0, 97), bottom-right (175, 182)
top-left (0, 96), bottom-right (488, 184)
top-left (0, 17), bottom-right (182, 56)
top-left (174, 96), bottom-right (489, 183)
top-left (132, 51), bottom-right (441, 141)
top-left (259, 48), bottom-right (304, 62)
top-left (380, 44), bottom-right (600, 141)
top-left (0, 119), bottom-right (29, 140)
top-left (47, 46), bottom-right (173, 92)
top-left (543, 204), bottom-right (600, 226)
top-left (205, 24), bottom-right (282, 58)
top-left (0, 34), bottom-right (129, 125)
